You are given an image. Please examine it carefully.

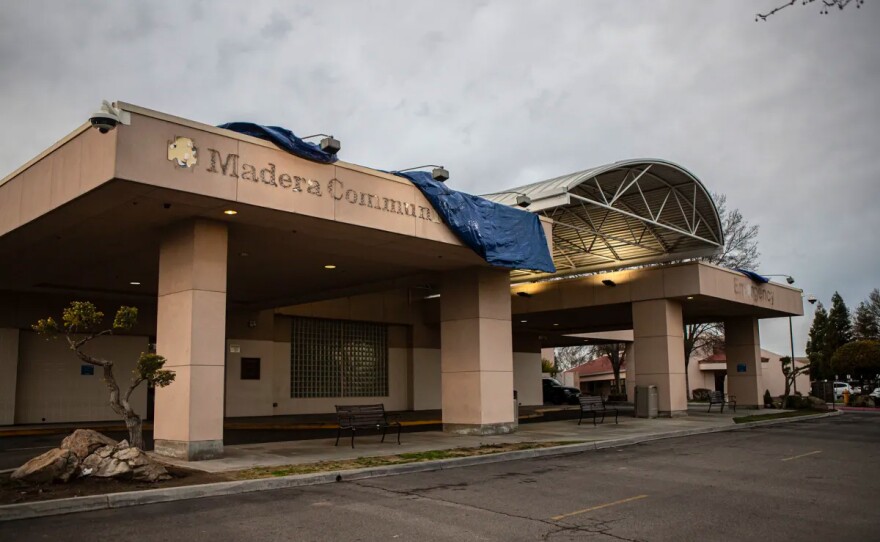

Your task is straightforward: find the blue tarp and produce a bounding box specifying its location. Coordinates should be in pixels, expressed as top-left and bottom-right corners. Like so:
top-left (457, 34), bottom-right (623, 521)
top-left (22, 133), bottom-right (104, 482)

top-left (218, 122), bottom-right (338, 164)
top-left (735, 268), bottom-right (770, 283)
top-left (393, 171), bottom-right (556, 273)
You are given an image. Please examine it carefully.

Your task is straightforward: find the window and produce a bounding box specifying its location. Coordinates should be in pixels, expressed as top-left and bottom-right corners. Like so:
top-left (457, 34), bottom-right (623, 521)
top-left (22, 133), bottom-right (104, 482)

top-left (290, 317), bottom-right (388, 398)
top-left (241, 357), bottom-right (261, 380)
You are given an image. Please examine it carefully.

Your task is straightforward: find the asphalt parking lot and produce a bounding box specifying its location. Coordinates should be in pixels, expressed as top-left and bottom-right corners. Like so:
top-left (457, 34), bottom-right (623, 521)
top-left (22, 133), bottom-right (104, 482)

top-left (1, 412), bottom-right (877, 541)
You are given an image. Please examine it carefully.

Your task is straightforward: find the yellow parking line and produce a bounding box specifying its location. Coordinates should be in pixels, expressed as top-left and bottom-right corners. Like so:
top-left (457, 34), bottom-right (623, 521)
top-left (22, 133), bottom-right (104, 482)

top-left (782, 450), bottom-right (822, 462)
top-left (551, 494), bottom-right (648, 521)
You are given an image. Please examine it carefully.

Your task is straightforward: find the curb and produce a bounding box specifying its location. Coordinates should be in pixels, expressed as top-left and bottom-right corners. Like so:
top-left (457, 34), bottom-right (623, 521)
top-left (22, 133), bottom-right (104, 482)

top-left (0, 410), bottom-right (840, 523)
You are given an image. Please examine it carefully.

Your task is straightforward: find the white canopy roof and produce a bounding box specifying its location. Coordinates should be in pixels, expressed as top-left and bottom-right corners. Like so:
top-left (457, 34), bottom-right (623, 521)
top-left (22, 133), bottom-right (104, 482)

top-left (482, 159), bottom-right (724, 279)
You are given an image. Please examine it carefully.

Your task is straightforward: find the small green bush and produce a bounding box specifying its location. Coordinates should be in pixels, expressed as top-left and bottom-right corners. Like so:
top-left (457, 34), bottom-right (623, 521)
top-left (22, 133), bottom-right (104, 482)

top-left (692, 388), bottom-right (711, 401)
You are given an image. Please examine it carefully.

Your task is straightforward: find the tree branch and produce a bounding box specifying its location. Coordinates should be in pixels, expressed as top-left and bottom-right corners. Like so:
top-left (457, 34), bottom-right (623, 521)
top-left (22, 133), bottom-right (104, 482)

top-left (757, 0), bottom-right (863, 21)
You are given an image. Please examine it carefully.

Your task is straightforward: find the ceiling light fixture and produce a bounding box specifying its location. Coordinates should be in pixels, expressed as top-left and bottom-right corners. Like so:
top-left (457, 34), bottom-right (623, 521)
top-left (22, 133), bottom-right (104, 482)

top-left (223, 209), bottom-right (238, 215)
top-left (601, 279), bottom-right (616, 287)
top-left (516, 291), bottom-right (533, 298)
top-left (324, 264), bottom-right (336, 269)
top-left (687, 296), bottom-right (694, 300)
top-left (129, 281), bottom-right (141, 286)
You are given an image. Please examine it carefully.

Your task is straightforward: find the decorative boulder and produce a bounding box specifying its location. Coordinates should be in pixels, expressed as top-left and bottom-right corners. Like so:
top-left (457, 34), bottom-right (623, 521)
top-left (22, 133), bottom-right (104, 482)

top-left (80, 439), bottom-right (171, 482)
top-left (11, 448), bottom-right (80, 485)
top-left (60, 429), bottom-right (118, 460)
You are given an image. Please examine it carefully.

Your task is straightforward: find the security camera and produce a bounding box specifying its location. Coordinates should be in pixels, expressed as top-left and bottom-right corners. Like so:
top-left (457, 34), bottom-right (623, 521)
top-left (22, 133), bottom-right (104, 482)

top-left (807, 295), bottom-right (817, 305)
top-left (786, 276), bottom-right (795, 285)
top-left (89, 100), bottom-right (130, 134)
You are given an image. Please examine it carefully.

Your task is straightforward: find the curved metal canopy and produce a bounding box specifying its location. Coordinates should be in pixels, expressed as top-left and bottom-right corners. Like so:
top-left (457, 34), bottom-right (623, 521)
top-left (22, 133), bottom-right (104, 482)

top-left (481, 159), bottom-right (724, 279)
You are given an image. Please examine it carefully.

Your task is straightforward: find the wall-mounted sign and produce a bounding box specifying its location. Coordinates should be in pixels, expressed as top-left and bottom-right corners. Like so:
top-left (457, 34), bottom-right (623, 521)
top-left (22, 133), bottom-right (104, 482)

top-left (167, 136), bottom-right (198, 168)
top-left (81, 365), bottom-right (94, 376)
top-left (165, 137), bottom-right (441, 224)
top-left (229, 344), bottom-right (241, 353)
top-left (736, 363), bottom-right (747, 373)
top-left (733, 279), bottom-right (775, 306)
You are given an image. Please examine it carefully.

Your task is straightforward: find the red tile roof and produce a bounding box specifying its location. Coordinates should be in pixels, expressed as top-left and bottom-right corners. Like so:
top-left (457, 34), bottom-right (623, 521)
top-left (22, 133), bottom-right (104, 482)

top-left (564, 356), bottom-right (627, 377)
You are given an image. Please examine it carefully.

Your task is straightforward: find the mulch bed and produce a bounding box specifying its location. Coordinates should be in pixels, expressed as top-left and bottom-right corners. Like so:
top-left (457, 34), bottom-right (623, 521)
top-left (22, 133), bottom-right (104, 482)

top-left (0, 466), bottom-right (231, 505)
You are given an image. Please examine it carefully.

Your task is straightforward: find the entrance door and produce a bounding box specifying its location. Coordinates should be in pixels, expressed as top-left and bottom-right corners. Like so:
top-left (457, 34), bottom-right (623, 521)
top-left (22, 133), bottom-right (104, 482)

top-left (714, 371), bottom-right (726, 392)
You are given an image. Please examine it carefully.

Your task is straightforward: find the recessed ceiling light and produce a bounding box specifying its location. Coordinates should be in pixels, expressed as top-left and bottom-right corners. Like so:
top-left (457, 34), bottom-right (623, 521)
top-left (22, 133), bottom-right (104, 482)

top-left (130, 281), bottom-right (141, 286)
top-left (520, 320), bottom-right (528, 323)
top-left (324, 264), bottom-right (336, 269)
top-left (224, 209), bottom-right (238, 215)
top-left (687, 296), bottom-right (694, 300)
top-left (240, 252), bottom-right (249, 257)
top-left (553, 323), bottom-right (559, 326)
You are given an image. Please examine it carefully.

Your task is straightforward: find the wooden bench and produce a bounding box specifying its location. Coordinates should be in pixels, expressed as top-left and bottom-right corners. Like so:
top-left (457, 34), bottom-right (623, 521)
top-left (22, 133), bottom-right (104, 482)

top-left (335, 404), bottom-right (402, 449)
top-left (707, 391), bottom-right (736, 413)
top-left (578, 395), bottom-right (618, 426)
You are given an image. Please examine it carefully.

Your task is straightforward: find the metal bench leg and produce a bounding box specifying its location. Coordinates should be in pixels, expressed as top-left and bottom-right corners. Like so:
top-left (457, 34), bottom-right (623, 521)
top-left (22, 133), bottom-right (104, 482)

top-left (335, 427), bottom-right (341, 447)
top-left (350, 428), bottom-right (356, 449)
top-left (707, 402), bottom-right (712, 413)
top-left (720, 402), bottom-right (725, 414)
top-left (381, 425), bottom-right (387, 443)
top-left (578, 410), bottom-right (584, 426)
top-left (396, 424), bottom-right (401, 445)
top-left (593, 412), bottom-right (597, 426)
top-left (614, 410), bottom-right (618, 424)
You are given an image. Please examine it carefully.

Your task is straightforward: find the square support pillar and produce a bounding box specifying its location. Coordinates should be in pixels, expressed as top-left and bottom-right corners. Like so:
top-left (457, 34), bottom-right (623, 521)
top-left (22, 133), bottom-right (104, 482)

top-left (0, 328), bottom-right (19, 425)
top-left (154, 220), bottom-right (228, 460)
top-left (623, 342), bottom-right (636, 403)
top-left (724, 317), bottom-right (763, 409)
top-left (440, 267), bottom-right (515, 435)
top-left (632, 299), bottom-right (687, 417)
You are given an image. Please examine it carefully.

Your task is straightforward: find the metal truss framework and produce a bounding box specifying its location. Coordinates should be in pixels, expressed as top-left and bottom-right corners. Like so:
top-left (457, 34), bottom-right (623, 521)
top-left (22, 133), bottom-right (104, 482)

top-left (483, 159), bottom-right (724, 281)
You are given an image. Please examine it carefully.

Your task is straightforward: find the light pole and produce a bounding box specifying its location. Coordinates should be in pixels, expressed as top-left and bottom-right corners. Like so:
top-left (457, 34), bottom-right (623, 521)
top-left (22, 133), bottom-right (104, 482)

top-left (764, 274), bottom-right (799, 393)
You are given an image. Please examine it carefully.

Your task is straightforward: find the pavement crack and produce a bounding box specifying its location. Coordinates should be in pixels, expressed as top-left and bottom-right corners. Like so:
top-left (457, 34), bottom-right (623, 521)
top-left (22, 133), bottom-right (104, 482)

top-left (352, 480), bottom-right (641, 541)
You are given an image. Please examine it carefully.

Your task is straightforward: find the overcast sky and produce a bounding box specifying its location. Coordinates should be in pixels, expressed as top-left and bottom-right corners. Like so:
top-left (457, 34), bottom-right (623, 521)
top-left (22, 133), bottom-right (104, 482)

top-left (1, 1), bottom-right (877, 356)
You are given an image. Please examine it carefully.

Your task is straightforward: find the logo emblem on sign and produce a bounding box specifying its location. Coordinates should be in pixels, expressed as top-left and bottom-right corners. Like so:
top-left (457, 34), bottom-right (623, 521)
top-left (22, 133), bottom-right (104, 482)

top-left (167, 136), bottom-right (197, 168)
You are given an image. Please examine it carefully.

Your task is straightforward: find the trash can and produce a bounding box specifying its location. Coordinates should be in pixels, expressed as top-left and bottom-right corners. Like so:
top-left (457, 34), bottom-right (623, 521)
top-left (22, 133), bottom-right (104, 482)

top-left (635, 385), bottom-right (658, 418)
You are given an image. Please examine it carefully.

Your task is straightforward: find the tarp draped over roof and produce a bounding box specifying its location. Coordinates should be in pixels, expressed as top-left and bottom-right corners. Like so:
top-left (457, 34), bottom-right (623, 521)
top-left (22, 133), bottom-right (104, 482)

top-left (218, 122), bottom-right (338, 164)
top-left (393, 171), bottom-right (556, 273)
top-left (735, 269), bottom-right (770, 283)
top-left (481, 159), bottom-right (724, 279)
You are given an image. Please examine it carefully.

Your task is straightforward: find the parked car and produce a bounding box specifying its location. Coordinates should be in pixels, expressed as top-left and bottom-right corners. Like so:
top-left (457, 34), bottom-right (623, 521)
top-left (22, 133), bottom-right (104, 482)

top-left (870, 387), bottom-right (880, 400)
top-left (833, 381), bottom-right (853, 400)
top-left (542, 377), bottom-right (581, 405)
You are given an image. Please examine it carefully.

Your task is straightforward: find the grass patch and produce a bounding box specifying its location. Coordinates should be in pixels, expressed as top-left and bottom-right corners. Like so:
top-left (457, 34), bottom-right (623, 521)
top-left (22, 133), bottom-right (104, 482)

top-left (233, 441), bottom-right (585, 480)
top-left (733, 410), bottom-right (824, 424)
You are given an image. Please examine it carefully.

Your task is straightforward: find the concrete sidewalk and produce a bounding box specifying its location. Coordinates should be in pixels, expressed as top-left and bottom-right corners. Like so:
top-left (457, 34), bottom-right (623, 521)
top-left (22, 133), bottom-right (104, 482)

top-left (156, 405), bottom-right (773, 473)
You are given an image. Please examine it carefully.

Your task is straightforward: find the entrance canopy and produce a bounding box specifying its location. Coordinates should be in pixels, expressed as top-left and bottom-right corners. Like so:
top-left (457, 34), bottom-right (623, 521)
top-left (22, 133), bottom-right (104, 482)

top-left (482, 159), bottom-right (724, 280)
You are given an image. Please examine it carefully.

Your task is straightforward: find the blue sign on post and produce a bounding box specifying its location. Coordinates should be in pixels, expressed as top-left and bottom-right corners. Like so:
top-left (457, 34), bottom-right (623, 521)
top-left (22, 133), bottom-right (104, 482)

top-left (736, 363), bottom-right (747, 373)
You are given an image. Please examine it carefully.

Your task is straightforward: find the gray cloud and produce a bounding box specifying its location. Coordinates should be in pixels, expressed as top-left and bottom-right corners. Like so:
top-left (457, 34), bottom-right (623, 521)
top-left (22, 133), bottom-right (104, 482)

top-left (0, 0), bottom-right (877, 355)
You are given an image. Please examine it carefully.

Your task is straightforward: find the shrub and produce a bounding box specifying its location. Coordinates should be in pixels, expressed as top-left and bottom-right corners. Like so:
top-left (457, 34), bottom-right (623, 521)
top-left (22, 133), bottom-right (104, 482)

top-left (692, 388), bottom-right (711, 401)
top-left (764, 390), bottom-right (774, 408)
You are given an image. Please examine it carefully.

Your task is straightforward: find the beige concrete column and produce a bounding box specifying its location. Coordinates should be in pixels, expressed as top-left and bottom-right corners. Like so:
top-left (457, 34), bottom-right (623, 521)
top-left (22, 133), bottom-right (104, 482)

top-left (440, 267), bottom-right (515, 435)
top-left (632, 299), bottom-right (687, 416)
top-left (154, 220), bottom-right (228, 460)
top-left (724, 317), bottom-right (763, 409)
top-left (0, 328), bottom-right (19, 425)
top-left (623, 342), bottom-right (636, 402)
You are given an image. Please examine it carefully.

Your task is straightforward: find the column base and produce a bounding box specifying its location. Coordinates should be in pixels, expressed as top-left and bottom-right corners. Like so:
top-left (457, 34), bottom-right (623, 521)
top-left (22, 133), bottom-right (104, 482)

top-left (443, 422), bottom-right (516, 436)
top-left (154, 439), bottom-right (223, 461)
top-left (658, 410), bottom-right (688, 418)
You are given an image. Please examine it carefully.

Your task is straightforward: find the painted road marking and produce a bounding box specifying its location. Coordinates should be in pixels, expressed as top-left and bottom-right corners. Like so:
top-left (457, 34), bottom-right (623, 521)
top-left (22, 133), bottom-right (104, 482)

top-left (551, 495), bottom-right (648, 521)
top-left (782, 450), bottom-right (822, 462)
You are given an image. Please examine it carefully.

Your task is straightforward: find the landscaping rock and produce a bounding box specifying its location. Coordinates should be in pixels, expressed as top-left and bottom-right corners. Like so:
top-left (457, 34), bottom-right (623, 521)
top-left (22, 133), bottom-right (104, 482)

top-left (10, 448), bottom-right (80, 485)
top-left (808, 396), bottom-right (827, 409)
top-left (80, 440), bottom-right (171, 482)
top-left (60, 429), bottom-right (118, 460)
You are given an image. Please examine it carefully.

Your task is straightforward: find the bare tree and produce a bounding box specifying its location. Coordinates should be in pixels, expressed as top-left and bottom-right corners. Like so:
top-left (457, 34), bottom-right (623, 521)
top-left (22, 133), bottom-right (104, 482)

top-left (684, 323), bottom-right (725, 398)
top-left (780, 356), bottom-right (811, 407)
top-left (704, 193), bottom-right (760, 271)
top-left (588, 343), bottom-right (627, 396)
top-left (553, 345), bottom-right (592, 373)
top-left (757, 0), bottom-right (864, 21)
top-left (33, 301), bottom-right (175, 450)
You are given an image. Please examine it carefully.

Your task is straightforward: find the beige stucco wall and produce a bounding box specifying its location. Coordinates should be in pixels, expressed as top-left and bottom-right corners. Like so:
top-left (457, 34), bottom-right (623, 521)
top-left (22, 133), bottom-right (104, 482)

top-left (513, 352), bottom-right (542, 406)
top-left (224, 339), bottom-right (276, 418)
top-left (413, 348), bottom-right (441, 410)
top-left (15, 331), bottom-right (149, 424)
top-left (0, 329), bottom-right (19, 425)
